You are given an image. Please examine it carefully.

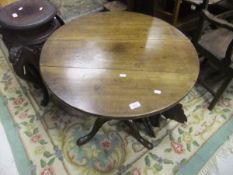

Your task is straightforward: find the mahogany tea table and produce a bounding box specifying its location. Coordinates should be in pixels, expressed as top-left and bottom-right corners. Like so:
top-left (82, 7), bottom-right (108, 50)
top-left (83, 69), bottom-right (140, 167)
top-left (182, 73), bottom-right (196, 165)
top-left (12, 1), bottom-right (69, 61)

top-left (40, 12), bottom-right (199, 149)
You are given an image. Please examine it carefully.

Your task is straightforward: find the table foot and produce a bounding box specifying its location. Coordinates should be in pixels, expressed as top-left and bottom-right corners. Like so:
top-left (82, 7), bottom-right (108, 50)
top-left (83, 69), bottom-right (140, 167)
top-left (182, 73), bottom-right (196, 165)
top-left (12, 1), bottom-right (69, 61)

top-left (77, 118), bottom-right (109, 146)
top-left (162, 103), bottom-right (187, 123)
top-left (125, 120), bottom-right (153, 150)
top-left (142, 118), bottom-right (156, 137)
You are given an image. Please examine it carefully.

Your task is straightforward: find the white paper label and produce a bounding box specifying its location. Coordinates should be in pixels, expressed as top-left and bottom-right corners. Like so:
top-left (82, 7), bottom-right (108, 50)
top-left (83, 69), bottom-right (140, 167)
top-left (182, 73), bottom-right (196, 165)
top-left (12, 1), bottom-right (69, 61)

top-left (129, 101), bottom-right (141, 110)
top-left (154, 89), bottom-right (162, 94)
top-left (119, 73), bottom-right (127, 78)
top-left (12, 13), bottom-right (18, 18)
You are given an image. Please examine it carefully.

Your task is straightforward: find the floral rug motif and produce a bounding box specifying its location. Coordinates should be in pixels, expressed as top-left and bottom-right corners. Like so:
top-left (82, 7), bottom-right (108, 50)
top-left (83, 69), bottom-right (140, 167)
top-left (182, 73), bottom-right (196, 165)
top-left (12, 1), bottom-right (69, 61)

top-left (0, 45), bottom-right (233, 175)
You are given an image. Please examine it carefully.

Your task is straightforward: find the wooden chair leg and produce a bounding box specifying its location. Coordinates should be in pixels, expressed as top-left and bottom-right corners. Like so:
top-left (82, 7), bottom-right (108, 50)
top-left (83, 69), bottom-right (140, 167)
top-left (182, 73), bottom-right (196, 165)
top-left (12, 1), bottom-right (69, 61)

top-left (153, 0), bottom-right (160, 17)
top-left (200, 57), bottom-right (208, 69)
top-left (126, 0), bottom-right (135, 11)
top-left (172, 0), bottom-right (182, 26)
top-left (208, 75), bottom-right (233, 110)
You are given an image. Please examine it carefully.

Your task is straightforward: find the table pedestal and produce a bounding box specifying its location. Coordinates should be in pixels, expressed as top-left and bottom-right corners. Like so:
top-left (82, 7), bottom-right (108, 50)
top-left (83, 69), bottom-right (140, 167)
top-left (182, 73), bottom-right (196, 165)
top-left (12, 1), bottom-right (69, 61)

top-left (125, 120), bottom-right (154, 149)
top-left (77, 118), bottom-right (154, 149)
top-left (76, 103), bottom-right (187, 150)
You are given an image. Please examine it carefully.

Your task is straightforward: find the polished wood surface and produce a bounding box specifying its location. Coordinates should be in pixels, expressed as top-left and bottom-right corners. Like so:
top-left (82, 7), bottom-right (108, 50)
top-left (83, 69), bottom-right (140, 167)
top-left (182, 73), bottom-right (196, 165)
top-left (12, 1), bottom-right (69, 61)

top-left (40, 12), bottom-right (199, 119)
top-left (0, 0), bottom-right (15, 8)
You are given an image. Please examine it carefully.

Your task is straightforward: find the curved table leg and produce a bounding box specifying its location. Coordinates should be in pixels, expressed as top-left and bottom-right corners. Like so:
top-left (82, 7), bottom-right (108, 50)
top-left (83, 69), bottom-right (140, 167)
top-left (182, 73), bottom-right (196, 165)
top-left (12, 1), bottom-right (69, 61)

top-left (162, 103), bottom-right (187, 123)
top-left (125, 120), bottom-right (153, 150)
top-left (142, 118), bottom-right (156, 137)
top-left (77, 118), bottom-right (109, 146)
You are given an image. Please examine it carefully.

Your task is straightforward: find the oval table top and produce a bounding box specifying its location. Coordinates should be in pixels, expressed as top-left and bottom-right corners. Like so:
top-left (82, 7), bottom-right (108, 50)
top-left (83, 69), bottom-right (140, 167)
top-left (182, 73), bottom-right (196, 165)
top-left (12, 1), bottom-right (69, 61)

top-left (40, 12), bottom-right (199, 119)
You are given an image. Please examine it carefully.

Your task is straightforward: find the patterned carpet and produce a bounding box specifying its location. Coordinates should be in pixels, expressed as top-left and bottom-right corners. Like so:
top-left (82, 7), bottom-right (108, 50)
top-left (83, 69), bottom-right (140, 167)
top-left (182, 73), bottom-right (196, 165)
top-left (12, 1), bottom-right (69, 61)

top-left (0, 42), bottom-right (233, 175)
top-left (198, 133), bottom-right (233, 175)
top-left (49, 0), bottom-right (107, 22)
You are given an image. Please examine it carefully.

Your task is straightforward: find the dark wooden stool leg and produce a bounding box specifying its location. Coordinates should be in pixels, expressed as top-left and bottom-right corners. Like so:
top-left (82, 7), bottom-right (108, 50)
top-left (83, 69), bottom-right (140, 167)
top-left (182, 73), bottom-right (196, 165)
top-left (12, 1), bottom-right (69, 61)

top-left (142, 118), bottom-right (156, 137)
top-left (125, 120), bottom-right (153, 150)
top-left (40, 82), bottom-right (49, 106)
top-left (55, 14), bottom-right (65, 26)
top-left (26, 65), bottom-right (49, 106)
top-left (9, 46), bottom-right (50, 106)
top-left (77, 118), bottom-right (109, 146)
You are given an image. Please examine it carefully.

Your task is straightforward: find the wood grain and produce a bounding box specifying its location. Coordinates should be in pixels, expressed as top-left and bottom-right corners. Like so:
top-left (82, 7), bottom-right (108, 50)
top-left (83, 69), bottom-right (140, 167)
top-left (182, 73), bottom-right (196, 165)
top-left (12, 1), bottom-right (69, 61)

top-left (40, 12), bottom-right (199, 119)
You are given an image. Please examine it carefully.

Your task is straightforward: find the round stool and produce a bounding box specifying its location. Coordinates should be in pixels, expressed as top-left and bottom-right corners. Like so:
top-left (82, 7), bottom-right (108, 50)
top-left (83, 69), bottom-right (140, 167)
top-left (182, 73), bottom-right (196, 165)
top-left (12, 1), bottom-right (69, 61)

top-left (0, 0), bottom-right (64, 106)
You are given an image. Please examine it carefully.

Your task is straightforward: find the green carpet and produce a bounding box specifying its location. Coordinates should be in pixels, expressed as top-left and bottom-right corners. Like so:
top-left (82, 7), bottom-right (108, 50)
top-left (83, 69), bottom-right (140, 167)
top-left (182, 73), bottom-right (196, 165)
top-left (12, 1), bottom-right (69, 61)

top-left (0, 46), bottom-right (233, 175)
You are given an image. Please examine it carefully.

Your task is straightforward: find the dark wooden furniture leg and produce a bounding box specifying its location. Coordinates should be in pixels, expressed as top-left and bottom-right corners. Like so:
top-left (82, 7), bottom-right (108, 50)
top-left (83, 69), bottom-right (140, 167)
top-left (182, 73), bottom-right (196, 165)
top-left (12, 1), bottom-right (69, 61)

top-left (149, 115), bottom-right (161, 127)
top-left (77, 118), bottom-right (154, 149)
top-left (9, 46), bottom-right (49, 106)
top-left (77, 118), bottom-right (109, 146)
top-left (172, 0), bottom-right (182, 26)
top-left (125, 120), bottom-right (153, 149)
top-left (208, 75), bottom-right (233, 110)
top-left (26, 65), bottom-right (49, 106)
top-left (142, 118), bottom-right (156, 137)
top-left (128, 0), bottom-right (136, 11)
top-left (162, 103), bottom-right (187, 123)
